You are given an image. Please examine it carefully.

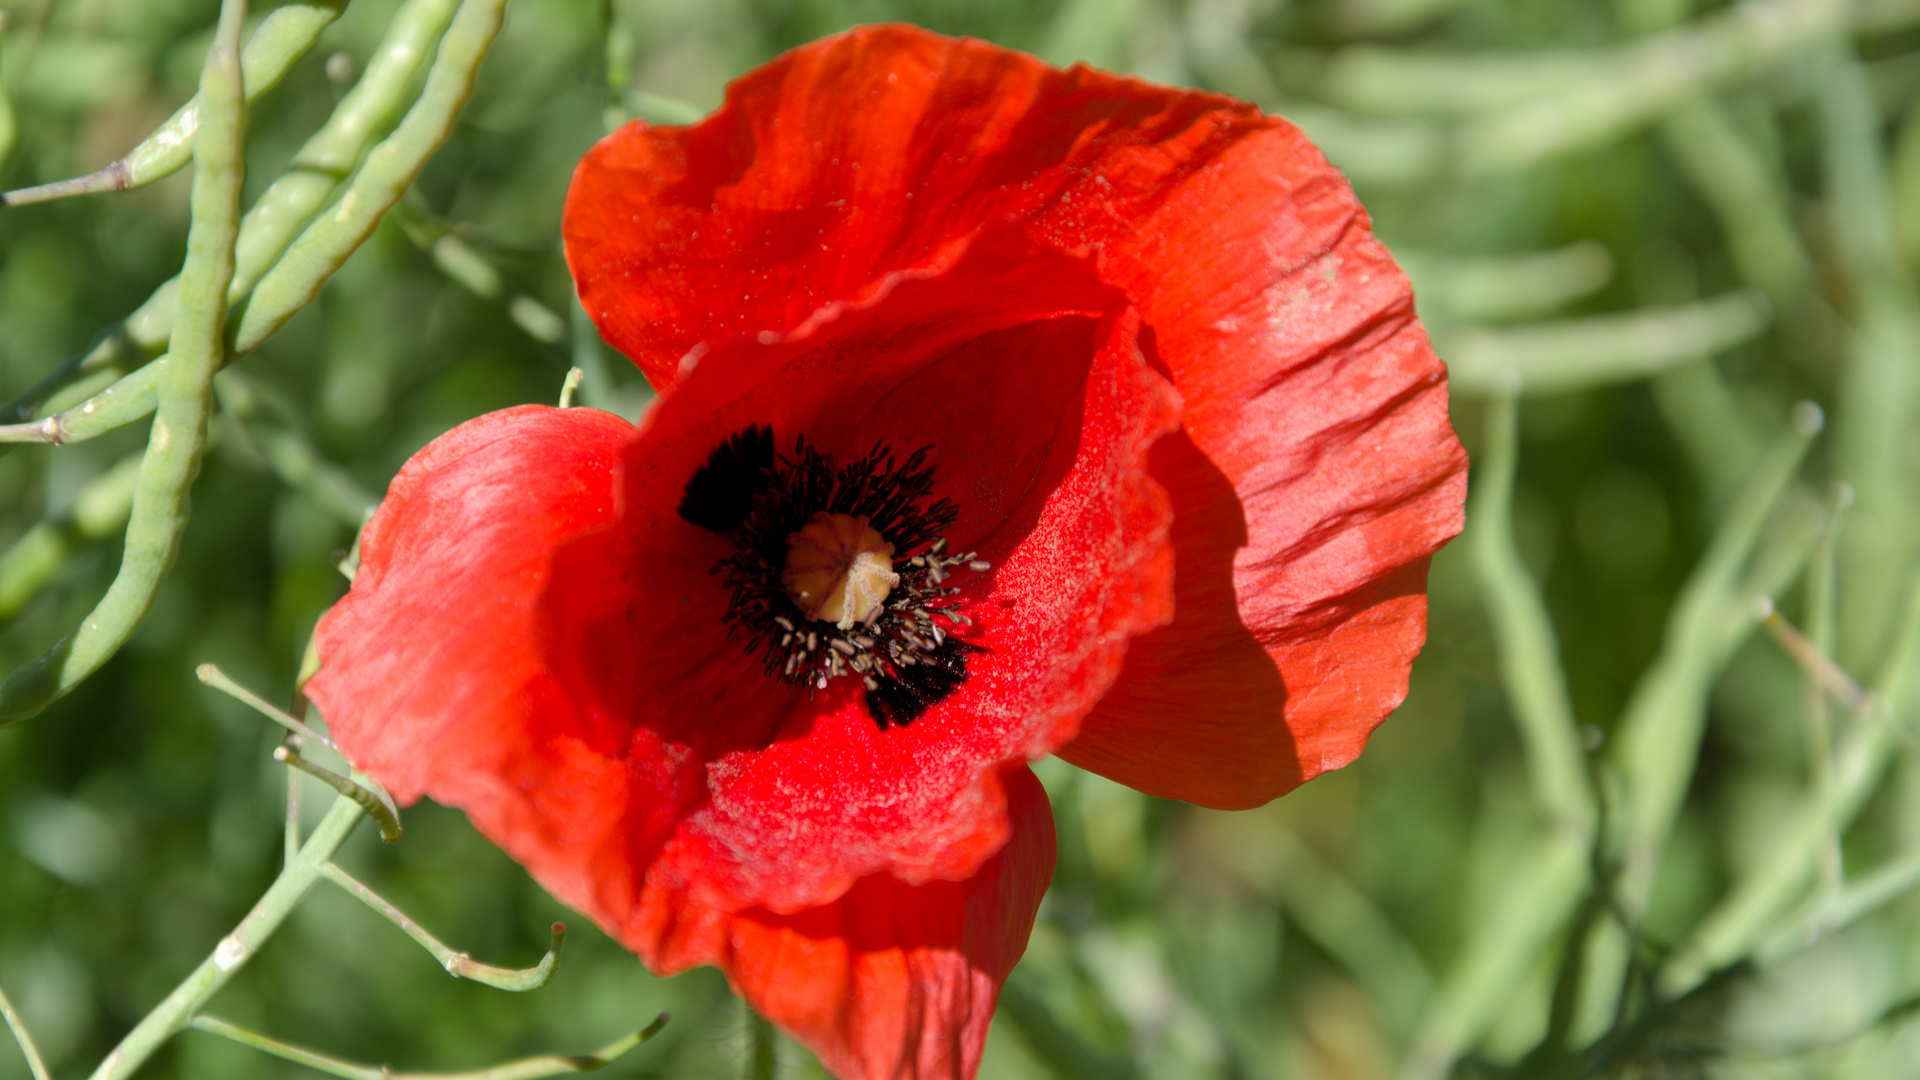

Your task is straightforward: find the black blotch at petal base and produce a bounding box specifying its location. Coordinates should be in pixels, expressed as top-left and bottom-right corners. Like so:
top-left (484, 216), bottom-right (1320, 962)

top-left (864, 638), bottom-right (982, 729)
top-left (678, 426), bottom-right (775, 532)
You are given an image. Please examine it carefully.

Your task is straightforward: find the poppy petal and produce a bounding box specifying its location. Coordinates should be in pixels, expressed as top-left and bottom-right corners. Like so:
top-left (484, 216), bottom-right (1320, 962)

top-left (1061, 124), bottom-right (1468, 806)
top-left (633, 766), bottom-right (1055, 1080)
top-left (305, 405), bottom-right (633, 807)
top-left (564, 25), bottom-right (1267, 388)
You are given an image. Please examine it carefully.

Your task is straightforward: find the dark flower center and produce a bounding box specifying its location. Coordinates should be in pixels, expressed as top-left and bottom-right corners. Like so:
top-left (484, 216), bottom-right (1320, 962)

top-left (678, 426), bottom-right (986, 729)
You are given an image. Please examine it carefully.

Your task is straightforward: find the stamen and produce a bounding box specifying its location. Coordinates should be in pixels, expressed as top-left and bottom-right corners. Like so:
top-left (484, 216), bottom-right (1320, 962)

top-left (691, 430), bottom-right (992, 729)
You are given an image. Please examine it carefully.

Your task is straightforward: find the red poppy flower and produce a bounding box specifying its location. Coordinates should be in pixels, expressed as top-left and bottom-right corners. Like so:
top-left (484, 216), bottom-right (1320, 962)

top-left (306, 23), bottom-right (1465, 1080)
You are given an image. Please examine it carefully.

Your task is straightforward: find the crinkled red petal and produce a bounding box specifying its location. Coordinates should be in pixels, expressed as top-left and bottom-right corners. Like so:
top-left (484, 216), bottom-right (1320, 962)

top-left (1059, 125), bottom-right (1468, 806)
top-left (564, 24), bottom-right (1467, 809)
top-left (636, 766), bottom-right (1055, 1080)
top-left (564, 24), bottom-right (1259, 389)
top-left (538, 235), bottom-right (1174, 914)
top-left (305, 405), bottom-right (633, 808)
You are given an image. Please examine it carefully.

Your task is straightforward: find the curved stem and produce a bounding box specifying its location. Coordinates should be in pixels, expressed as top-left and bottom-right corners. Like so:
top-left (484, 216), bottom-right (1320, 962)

top-left (1663, 572), bottom-right (1920, 995)
top-left (0, 0), bottom-right (509, 725)
top-left (0, 981), bottom-right (51, 1080)
top-left (274, 747), bottom-right (402, 843)
top-left (1611, 402), bottom-right (1823, 919)
top-left (87, 795), bottom-right (365, 1080)
top-left (1469, 392), bottom-right (1594, 839)
top-left (198, 663), bottom-right (340, 749)
top-left (188, 1013), bottom-right (668, 1079)
top-left (0, 0), bottom-right (461, 440)
top-left (2, 0), bottom-right (511, 452)
top-left (1444, 291), bottom-right (1771, 396)
top-left (231, 0), bottom-right (513, 350)
top-left (0, 0), bottom-right (248, 724)
top-left (0, 0), bottom-right (347, 206)
top-left (319, 863), bottom-right (564, 990)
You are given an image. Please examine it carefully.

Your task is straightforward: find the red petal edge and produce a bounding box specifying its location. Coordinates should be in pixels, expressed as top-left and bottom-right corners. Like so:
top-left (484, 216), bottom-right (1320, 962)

top-left (642, 765), bottom-right (1055, 1080)
top-left (306, 405), bottom-right (633, 805)
top-left (1059, 123), bottom-right (1469, 807)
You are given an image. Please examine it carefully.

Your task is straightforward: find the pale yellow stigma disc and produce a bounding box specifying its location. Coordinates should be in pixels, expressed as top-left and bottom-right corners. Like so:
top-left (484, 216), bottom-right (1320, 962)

top-left (782, 512), bottom-right (900, 630)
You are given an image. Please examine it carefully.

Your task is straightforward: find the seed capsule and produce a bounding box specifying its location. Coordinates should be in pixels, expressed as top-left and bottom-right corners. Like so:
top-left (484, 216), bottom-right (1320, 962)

top-left (782, 512), bottom-right (900, 630)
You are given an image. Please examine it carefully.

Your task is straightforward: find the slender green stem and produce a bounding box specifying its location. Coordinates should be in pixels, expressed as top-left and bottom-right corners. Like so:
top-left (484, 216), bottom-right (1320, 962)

top-left (286, 755), bottom-right (302, 865)
top-left (0, 0), bottom-right (460, 434)
top-left (189, 1013), bottom-right (668, 1080)
top-left (419, 229), bottom-right (567, 344)
top-left (1469, 392), bottom-right (1596, 840)
top-left (0, 0), bottom-right (347, 206)
top-left (1611, 402), bottom-right (1822, 918)
top-left (1663, 572), bottom-right (1920, 995)
top-left (1290, 0), bottom-right (1920, 119)
top-left (1288, 44), bottom-right (1610, 117)
top-left (1292, 0), bottom-right (1900, 184)
top-left (1397, 393), bottom-right (1602, 1071)
top-left (558, 367), bottom-right (584, 408)
top-left (1770, 843), bottom-right (1920, 959)
top-left (1395, 242), bottom-right (1612, 323)
top-left (275, 747), bottom-right (402, 843)
top-left (0, 0), bottom-right (249, 725)
top-left (0, 369), bottom-right (162, 445)
top-left (1822, 42), bottom-right (1920, 672)
top-left (1457, 0), bottom-right (1841, 176)
top-left (39, 368), bottom-right (124, 418)
top-left (230, 0), bottom-right (463, 303)
top-left (88, 795), bottom-right (365, 1080)
top-left (320, 862), bottom-right (565, 990)
top-left (2, 0), bottom-right (512, 452)
top-left (1805, 489), bottom-right (1849, 898)
top-left (1398, 838), bottom-right (1589, 1080)
top-left (1660, 97), bottom-right (1810, 300)
top-left (620, 88), bottom-right (703, 124)
top-left (1554, 404), bottom-right (1827, 1034)
top-left (0, 0), bottom-right (507, 722)
top-left (1651, 359), bottom-right (1767, 515)
top-left (232, 0), bottom-right (512, 349)
top-left (0, 980), bottom-right (51, 1080)
top-left (1759, 607), bottom-right (1870, 713)
top-left (286, 665), bottom-right (320, 866)
top-left (197, 663), bottom-right (339, 750)
top-left (1443, 291), bottom-right (1771, 395)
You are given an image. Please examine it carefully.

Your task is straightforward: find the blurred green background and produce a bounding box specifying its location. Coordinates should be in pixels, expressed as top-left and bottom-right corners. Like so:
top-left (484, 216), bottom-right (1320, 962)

top-left (4, 0), bottom-right (1920, 1076)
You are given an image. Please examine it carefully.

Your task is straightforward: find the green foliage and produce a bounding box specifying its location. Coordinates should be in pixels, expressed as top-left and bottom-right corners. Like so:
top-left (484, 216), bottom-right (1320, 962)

top-left (3, 0), bottom-right (1920, 1077)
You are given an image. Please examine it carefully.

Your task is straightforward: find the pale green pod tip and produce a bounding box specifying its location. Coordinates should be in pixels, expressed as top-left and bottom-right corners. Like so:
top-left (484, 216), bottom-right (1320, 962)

top-left (0, 0), bottom-right (343, 207)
